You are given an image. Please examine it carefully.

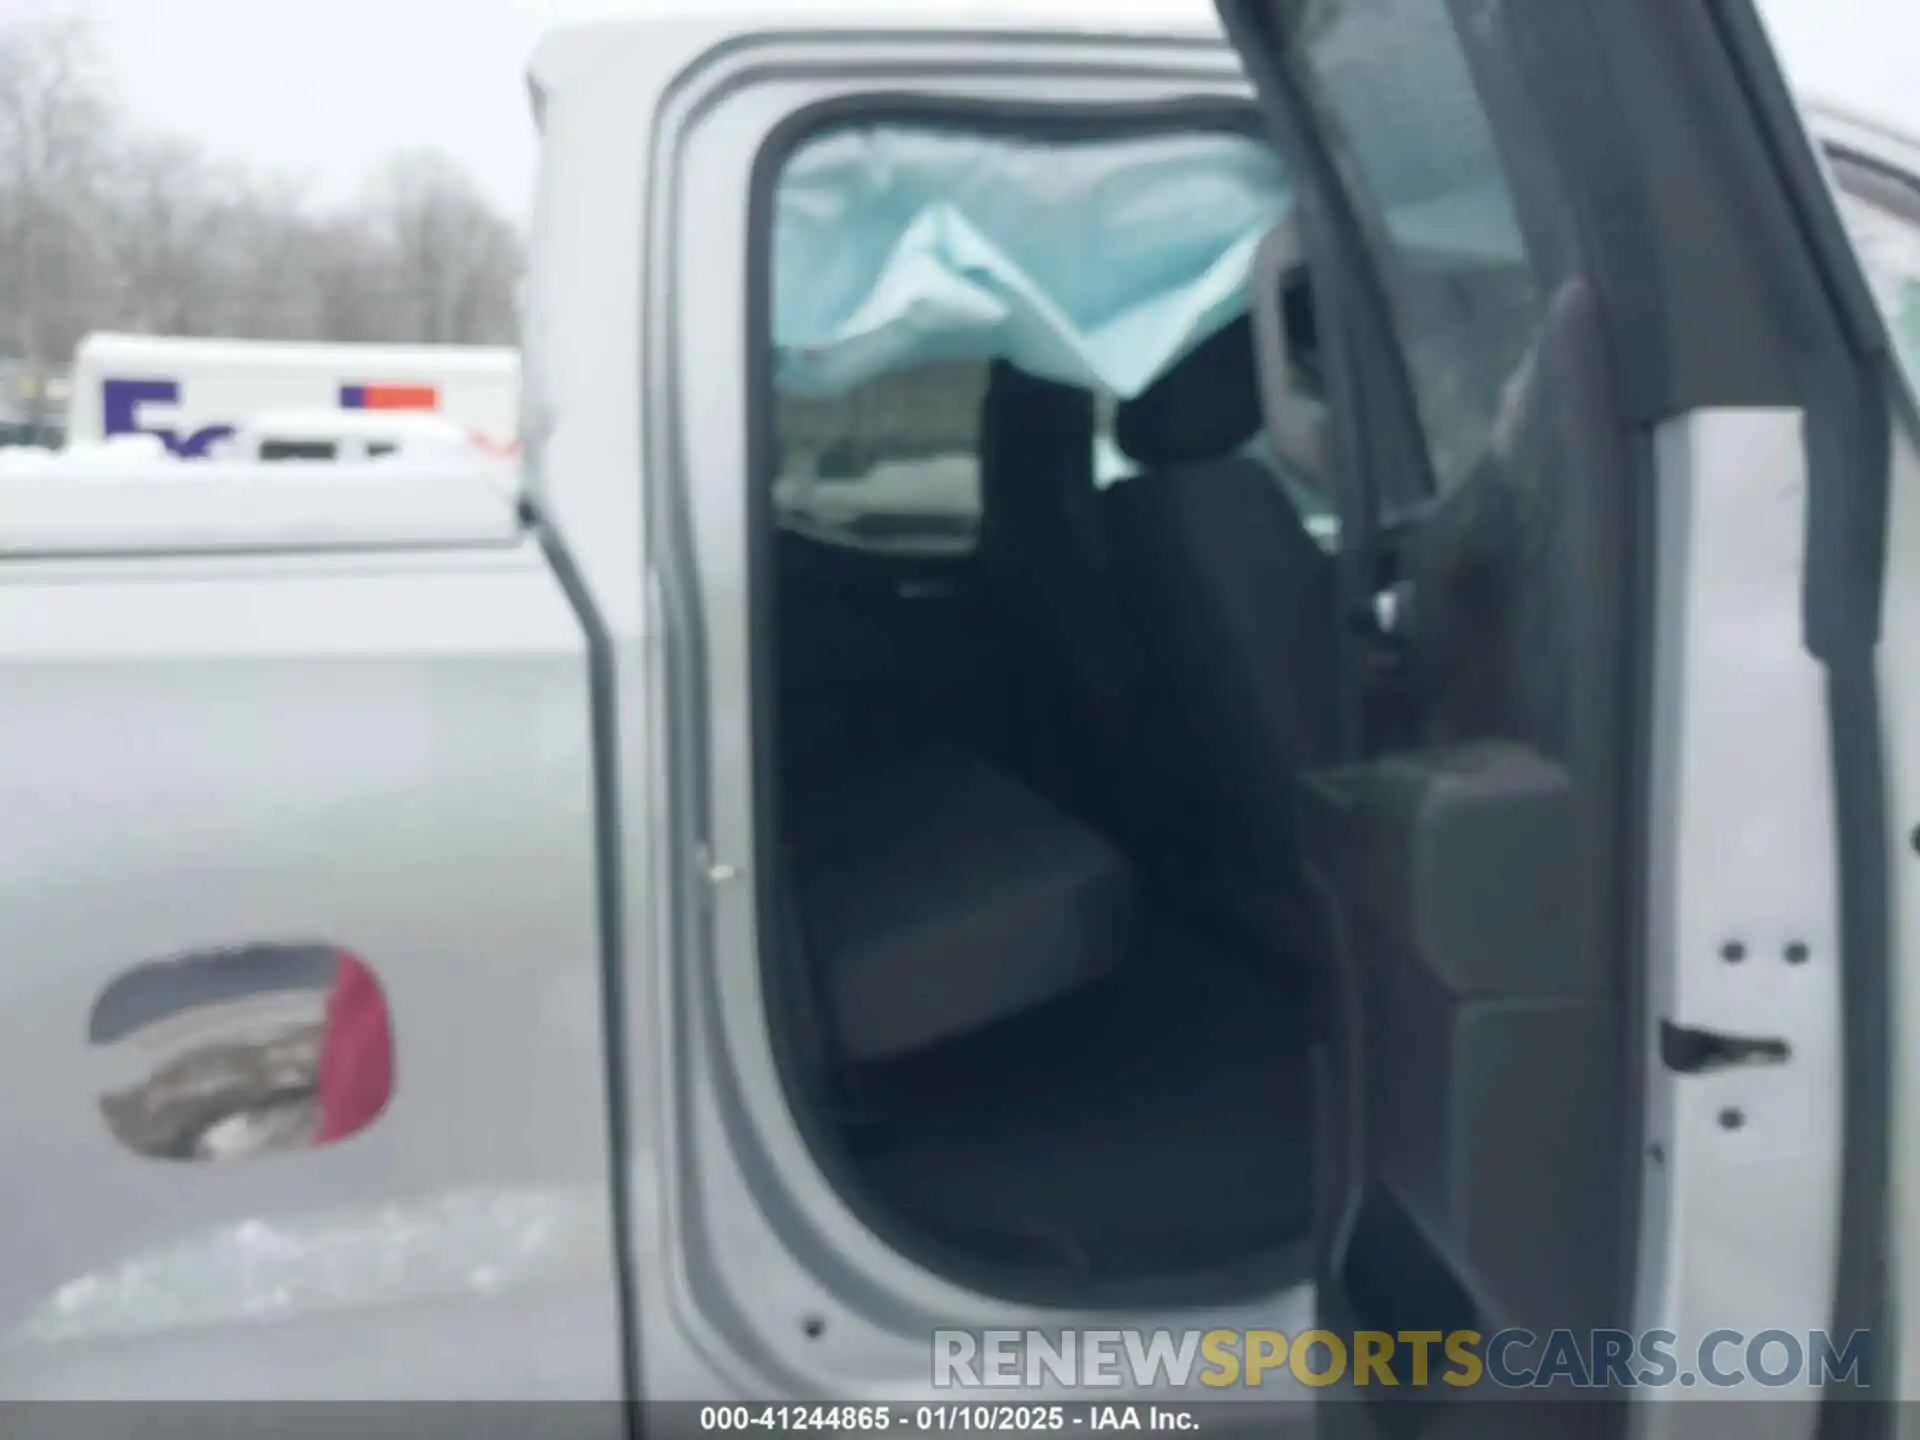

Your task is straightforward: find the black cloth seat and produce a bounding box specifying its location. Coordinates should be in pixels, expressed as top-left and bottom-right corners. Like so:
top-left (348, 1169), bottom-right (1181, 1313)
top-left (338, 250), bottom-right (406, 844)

top-left (774, 537), bottom-right (914, 787)
top-left (787, 745), bottom-right (1134, 1065)
top-left (1096, 315), bottom-right (1338, 916)
top-left (976, 361), bottom-right (1153, 836)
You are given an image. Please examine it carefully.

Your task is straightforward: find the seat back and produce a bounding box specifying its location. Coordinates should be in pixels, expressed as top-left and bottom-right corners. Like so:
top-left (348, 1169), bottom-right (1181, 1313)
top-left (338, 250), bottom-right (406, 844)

top-left (1097, 317), bottom-right (1339, 891)
top-left (976, 361), bottom-right (1151, 834)
top-left (774, 541), bottom-right (913, 788)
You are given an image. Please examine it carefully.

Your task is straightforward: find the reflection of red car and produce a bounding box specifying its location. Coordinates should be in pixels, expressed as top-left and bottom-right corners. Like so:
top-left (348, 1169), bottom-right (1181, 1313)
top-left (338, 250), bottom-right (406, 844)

top-left (314, 953), bottom-right (394, 1145)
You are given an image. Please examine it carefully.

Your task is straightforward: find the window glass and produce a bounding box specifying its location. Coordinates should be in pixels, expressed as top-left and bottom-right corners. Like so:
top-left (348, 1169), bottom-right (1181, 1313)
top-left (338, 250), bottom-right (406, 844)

top-left (259, 439), bottom-right (338, 462)
top-left (771, 126), bottom-right (1288, 401)
top-left (1287, 0), bottom-right (1545, 496)
top-left (1829, 154), bottom-right (1920, 398)
top-left (768, 121), bottom-right (1295, 558)
top-left (766, 121), bottom-right (1347, 556)
top-left (773, 362), bottom-right (984, 557)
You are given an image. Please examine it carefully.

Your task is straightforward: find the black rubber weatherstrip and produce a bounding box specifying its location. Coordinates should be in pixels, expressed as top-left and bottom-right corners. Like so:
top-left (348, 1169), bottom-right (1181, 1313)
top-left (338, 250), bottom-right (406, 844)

top-left (1709, 2), bottom-right (1896, 1428)
top-left (534, 500), bottom-right (646, 1433)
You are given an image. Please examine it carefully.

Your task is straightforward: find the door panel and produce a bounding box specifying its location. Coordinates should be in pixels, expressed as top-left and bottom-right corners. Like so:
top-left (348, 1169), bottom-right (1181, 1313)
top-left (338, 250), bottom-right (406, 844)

top-left (1299, 743), bottom-right (1620, 1335)
top-left (1218, 0), bottom-right (1890, 1395)
top-left (1880, 401), bottom-right (1920, 1406)
top-left (1222, 0), bottom-right (1635, 1344)
top-left (1631, 411), bottom-right (1844, 1425)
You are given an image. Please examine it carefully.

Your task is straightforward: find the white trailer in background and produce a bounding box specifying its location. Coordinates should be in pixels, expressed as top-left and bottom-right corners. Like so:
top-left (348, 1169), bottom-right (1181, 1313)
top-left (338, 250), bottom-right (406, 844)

top-left (64, 334), bottom-right (520, 459)
top-left (213, 409), bottom-right (483, 464)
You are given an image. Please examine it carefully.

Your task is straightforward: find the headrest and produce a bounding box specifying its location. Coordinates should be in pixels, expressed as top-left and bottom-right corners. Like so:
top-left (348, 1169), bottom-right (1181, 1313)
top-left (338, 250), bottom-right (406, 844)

top-left (1113, 315), bottom-right (1264, 469)
top-left (982, 361), bottom-right (1095, 450)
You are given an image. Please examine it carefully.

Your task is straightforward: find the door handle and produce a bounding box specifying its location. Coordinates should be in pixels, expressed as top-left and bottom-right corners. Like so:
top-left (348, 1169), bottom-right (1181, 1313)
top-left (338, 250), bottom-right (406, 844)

top-left (1658, 1019), bottom-right (1791, 1074)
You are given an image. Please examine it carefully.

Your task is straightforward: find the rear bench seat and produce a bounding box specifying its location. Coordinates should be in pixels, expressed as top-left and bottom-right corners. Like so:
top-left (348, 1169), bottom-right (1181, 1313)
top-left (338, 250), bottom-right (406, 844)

top-left (787, 746), bottom-right (1134, 1065)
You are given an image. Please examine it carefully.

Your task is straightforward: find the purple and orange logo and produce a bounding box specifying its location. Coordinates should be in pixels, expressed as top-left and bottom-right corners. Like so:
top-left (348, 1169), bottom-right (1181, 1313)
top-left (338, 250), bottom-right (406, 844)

top-left (103, 377), bottom-right (231, 457)
top-left (103, 376), bottom-right (518, 458)
top-left (343, 381), bottom-right (517, 455)
top-left (339, 382), bottom-right (440, 412)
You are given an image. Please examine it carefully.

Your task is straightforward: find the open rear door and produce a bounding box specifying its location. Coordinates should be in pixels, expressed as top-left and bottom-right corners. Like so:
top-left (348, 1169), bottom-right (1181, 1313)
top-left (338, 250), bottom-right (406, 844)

top-left (1216, 0), bottom-right (1904, 1419)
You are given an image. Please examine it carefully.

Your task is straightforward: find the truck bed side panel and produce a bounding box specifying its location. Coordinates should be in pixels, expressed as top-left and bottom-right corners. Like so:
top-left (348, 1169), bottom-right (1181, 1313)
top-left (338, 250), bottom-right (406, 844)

top-left (0, 544), bottom-right (625, 1403)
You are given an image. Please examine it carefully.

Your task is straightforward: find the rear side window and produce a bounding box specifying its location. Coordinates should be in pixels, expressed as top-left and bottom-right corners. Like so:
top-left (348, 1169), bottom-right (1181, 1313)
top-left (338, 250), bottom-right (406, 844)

top-left (765, 122), bottom-right (1291, 557)
top-left (1286, 0), bottom-right (1545, 497)
top-left (773, 363), bottom-right (985, 557)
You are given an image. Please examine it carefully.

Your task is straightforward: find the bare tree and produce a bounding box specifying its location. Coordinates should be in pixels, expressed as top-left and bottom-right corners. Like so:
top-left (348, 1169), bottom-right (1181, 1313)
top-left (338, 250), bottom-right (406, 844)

top-left (208, 177), bottom-right (332, 340)
top-left (0, 18), bottom-right (114, 422)
top-left (0, 14), bottom-right (526, 378)
top-left (366, 150), bottom-right (523, 345)
top-left (307, 219), bottom-right (405, 343)
top-left (105, 137), bottom-right (235, 335)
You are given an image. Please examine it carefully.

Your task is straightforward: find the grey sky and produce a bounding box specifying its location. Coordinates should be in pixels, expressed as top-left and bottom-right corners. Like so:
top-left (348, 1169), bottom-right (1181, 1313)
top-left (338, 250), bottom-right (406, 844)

top-left (42, 0), bottom-right (1920, 221)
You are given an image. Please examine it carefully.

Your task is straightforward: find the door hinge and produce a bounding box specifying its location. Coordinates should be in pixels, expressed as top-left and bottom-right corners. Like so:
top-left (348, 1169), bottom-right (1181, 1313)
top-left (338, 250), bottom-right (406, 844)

top-left (1659, 1019), bottom-right (1791, 1075)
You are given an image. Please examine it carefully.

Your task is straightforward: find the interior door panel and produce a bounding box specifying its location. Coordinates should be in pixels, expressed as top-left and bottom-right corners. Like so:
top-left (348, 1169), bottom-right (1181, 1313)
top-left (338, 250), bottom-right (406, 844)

top-left (1300, 743), bottom-right (1621, 1336)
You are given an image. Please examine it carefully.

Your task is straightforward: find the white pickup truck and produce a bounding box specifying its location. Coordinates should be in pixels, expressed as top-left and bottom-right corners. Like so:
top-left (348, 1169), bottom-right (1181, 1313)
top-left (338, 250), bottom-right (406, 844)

top-left (2, 0), bottom-right (1918, 1425)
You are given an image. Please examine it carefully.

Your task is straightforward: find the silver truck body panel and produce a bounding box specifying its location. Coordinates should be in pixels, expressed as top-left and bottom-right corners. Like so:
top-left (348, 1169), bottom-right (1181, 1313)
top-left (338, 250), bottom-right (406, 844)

top-left (0, 460), bottom-right (522, 557)
top-left (0, 541), bottom-right (625, 1404)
